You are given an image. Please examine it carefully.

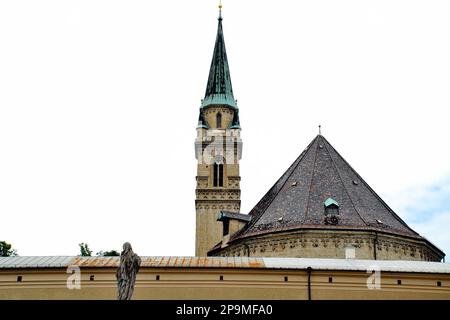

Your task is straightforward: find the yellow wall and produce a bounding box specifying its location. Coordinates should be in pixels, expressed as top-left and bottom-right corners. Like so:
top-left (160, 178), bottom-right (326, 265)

top-left (195, 105), bottom-right (242, 256)
top-left (1, 267), bottom-right (449, 300)
top-left (203, 107), bottom-right (234, 129)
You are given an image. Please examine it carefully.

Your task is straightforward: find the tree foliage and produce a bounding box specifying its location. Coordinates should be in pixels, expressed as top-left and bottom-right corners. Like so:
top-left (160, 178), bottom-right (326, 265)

top-left (78, 243), bottom-right (92, 256)
top-left (97, 250), bottom-right (120, 257)
top-left (0, 241), bottom-right (18, 257)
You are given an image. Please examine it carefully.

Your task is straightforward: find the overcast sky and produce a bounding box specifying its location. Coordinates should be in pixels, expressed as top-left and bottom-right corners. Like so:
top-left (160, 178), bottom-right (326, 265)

top-left (1, 1), bottom-right (449, 258)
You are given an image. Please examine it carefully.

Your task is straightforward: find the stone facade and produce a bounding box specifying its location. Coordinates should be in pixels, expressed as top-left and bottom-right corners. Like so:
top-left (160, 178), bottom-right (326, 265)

top-left (210, 230), bottom-right (443, 262)
top-left (195, 106), bottom-right (242, 256)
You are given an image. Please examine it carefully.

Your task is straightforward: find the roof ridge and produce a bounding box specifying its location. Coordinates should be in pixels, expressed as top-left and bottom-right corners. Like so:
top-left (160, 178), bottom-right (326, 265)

top-left (301, 136), bottom-right (320, 224)
top-left (234, 136), bottom-right (320, 237)
top-left (321, 135), bottom-right (419, 235)
top-left (322, 136), bottom-right (369, 227)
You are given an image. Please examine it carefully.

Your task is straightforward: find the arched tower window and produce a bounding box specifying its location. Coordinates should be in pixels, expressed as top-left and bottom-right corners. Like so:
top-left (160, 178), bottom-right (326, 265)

top-left (213, 158), bottom-right (224, 187)
top-left (216, 112), bottom-right (222, 129)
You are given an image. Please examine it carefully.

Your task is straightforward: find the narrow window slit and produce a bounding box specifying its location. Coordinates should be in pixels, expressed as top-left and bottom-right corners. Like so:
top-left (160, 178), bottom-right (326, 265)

top-left (216, 113), bottom-right (222, 129)
top-left (213, 163), bottom-right (224, 187)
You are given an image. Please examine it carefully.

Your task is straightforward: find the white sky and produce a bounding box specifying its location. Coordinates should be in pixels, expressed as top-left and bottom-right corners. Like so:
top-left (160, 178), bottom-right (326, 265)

top-left (1, 1), bottom-right (449, 257)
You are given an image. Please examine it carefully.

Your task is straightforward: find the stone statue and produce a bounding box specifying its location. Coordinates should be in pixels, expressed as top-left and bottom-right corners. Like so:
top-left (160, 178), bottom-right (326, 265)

top-left (116, 242), bottom-right (141, 300)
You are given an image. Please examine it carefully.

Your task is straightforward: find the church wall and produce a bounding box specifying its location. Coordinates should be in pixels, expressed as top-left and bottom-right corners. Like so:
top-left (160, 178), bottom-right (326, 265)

top-left (196, 207), bottom-right (231, 257)
top-left (0, 267), bottom-right (449, 300)
top-left (212, 230), bottom-right (443, 262)
top-left (203, 106), bottom-right (234, 129)
top-left (195, 108), bottom-right (242, 256)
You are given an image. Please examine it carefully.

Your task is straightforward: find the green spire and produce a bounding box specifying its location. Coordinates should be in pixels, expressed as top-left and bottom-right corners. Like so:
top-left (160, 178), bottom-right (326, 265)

top-left (201, 10), bottom-right (237, 109)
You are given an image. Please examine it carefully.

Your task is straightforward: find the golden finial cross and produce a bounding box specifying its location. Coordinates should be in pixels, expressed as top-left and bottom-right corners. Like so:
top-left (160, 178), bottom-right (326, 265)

top-left (218, 0), bottom-right (223, 18)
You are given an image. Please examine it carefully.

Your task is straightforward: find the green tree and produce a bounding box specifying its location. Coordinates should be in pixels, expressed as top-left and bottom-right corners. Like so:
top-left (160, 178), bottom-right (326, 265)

top-left (97, 250), bottom-right (120, 257)
top-left (78, 243), bottom-right (92, 256)
top-left (0, 241), bottom-right (17, 257)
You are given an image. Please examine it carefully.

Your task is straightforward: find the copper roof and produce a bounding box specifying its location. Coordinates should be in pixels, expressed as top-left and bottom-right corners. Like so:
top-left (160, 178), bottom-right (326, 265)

top-left (201, 13), bottom-right (236, 109)
top-left (1, 256), bottom-right (450, 274)
top-left (218, 211), bottom-right (252, 222)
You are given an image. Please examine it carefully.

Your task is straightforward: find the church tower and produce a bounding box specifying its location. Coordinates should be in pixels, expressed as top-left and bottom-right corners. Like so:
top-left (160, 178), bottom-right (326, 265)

top-left (195, 7), bottom-right (242, 256)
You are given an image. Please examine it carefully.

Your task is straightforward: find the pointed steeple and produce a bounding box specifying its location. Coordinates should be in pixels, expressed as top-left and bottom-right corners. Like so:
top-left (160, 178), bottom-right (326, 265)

top-left (201, 8), bottom-right (237, 109)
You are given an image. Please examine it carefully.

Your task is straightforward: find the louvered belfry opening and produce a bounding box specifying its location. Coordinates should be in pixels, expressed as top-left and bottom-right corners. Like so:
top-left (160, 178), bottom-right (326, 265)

top-left (213, 162), bottom-right (224, 187)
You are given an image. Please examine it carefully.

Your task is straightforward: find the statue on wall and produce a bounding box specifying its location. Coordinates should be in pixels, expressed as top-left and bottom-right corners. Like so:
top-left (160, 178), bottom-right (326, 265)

top-left (116, 242), bottom-right (141, 300)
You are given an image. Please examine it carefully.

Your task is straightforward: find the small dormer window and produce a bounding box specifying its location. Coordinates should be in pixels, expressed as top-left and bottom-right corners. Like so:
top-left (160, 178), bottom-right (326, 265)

top-left (324, 197), bottom-right (339, 225)
top-left (324, 197), bottom-right (339, 215)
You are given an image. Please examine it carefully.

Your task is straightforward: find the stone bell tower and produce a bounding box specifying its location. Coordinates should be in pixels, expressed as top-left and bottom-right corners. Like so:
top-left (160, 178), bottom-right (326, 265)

top-left (195, 7), bottom-right (242, 256)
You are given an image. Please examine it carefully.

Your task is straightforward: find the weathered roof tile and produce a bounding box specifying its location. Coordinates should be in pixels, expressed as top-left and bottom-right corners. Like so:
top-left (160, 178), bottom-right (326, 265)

top-left (228, 135), bottom-right (435, 246)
